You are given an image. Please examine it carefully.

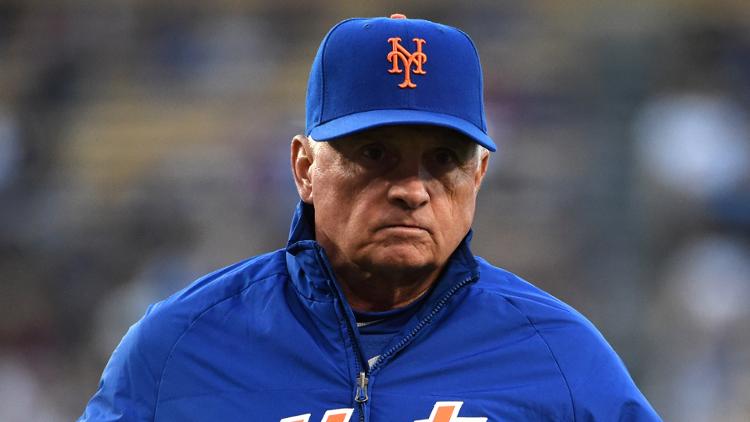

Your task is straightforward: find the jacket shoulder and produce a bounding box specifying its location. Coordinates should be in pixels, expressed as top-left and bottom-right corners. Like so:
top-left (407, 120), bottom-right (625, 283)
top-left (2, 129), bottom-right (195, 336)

top-left (473, 256), bottom-right (575, 315)
top-left (472, 257), bottom-right (661, 420)
top-left (149, 249), bottom-right (288, 320)
top-left (130, 249), bottom-right (288, 370)
top-left (78, 249), bottom-right (289, 421)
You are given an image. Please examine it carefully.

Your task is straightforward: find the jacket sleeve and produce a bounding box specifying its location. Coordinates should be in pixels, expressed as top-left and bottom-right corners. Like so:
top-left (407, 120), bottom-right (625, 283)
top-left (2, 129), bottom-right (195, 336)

top-left (78, 310), bottom-right (161, 422)
top-left (77, 256), bottom-right (266, 421)
top-left (476, 263), bottom-right (662, 420)
top-left (534, 309), bottom-right (662, 421)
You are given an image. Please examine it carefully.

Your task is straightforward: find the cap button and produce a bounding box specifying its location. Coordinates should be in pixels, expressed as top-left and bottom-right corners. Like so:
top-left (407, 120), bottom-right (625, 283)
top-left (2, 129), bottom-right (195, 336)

top-left (390, 13), bottom-right (407, 19)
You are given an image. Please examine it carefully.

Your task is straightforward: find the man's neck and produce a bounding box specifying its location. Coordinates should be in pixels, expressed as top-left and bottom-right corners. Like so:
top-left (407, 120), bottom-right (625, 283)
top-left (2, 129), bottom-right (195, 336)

top-left (331, 264), bottom-right (441, 313)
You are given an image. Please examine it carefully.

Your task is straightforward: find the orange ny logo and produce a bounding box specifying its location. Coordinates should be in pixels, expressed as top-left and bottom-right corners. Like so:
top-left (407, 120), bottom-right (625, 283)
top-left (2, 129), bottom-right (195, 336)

top-left (387, 37), bottom-right (427, 88)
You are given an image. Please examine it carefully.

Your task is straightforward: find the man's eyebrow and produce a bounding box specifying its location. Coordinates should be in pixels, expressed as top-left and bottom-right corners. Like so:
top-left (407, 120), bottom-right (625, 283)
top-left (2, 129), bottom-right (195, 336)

top-left (434, 135), bottom-right (474, 151)
top-left (429, 128), bottom-right (466, 143)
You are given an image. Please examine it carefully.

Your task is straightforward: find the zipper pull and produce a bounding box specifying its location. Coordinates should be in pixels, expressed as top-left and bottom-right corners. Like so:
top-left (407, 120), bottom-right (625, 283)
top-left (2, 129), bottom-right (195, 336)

top-left (355, 371), bottom-right (369, 403)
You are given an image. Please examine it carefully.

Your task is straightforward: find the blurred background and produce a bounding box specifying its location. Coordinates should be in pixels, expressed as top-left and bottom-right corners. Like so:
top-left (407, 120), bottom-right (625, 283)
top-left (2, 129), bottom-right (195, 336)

top-left (0, 0), bottom-right (749, 420)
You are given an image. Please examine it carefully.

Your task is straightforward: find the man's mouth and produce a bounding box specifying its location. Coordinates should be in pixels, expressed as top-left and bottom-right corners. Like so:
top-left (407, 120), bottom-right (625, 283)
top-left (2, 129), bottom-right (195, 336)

top-left (378, 224), bottom-right (431, 234)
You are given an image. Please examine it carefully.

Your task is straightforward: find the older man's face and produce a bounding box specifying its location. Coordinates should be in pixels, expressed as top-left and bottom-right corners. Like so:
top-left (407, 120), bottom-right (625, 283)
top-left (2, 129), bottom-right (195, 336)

top-left (293, 125), bottom-right (489, 279)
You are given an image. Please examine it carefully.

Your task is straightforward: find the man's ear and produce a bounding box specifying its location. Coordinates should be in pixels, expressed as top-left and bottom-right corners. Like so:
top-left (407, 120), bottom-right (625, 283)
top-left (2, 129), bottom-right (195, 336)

top-left (291, 135), bottom-right (314, 203)
top-left (475, 149), bottom-right (490, 189)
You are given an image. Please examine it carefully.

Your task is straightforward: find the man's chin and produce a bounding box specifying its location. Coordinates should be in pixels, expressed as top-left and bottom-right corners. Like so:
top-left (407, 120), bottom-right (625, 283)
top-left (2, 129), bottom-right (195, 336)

top-left (360, 251), bottom-right (439, 277)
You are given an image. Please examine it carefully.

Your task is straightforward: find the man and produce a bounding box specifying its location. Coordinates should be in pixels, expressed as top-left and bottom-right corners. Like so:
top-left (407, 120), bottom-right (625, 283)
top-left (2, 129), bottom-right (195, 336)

top-left (80, 14), bottom-right (660, 421)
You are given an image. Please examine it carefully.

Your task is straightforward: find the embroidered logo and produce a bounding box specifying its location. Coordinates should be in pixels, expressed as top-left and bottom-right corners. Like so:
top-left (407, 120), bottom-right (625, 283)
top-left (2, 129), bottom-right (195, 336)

top-left (387, 37), bottom-right (427, 88)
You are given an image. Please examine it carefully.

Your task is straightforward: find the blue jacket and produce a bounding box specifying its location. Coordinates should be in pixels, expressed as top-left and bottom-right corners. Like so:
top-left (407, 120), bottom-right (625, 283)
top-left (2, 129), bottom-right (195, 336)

top-left (80, 203), bottom-right (660, 421)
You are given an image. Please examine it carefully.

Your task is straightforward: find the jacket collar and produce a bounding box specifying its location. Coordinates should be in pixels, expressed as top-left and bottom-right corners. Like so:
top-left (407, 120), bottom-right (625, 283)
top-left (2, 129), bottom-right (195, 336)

top-left (284, 201), bottom-right (479, 304)
top-left (286, 201), bottom-right (318, 249)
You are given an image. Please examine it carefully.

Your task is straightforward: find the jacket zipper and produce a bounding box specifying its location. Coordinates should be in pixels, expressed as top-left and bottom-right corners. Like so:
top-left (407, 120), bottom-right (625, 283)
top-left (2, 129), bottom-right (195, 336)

top-left (355, 371), bottom-right (369, 422)
top-left (313, 246), bottom-right (370, 421)
top-left (352, 275), bottom-right (476, 422)
top-left (314, 244), bottom-right (477, 422)
top-left (368, 275), bottom-right (476, 374)
top-left (343, 314), bottom-right (367, 422)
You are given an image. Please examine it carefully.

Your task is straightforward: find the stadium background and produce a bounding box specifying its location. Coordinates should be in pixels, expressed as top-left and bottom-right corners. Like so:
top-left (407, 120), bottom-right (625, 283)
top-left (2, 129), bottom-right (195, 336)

top-left (1, 0), bottom-right (749, 420)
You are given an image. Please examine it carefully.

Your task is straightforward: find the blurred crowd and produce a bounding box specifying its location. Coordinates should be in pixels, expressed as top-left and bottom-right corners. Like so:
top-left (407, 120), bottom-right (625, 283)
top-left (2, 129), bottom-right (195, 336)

top-left (0, 1), bottom-right (749, 420)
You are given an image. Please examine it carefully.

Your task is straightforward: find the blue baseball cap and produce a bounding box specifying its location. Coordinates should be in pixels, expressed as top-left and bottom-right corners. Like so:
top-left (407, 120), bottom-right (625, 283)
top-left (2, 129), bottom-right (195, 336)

top-left (305, 14), bottom-right (496, 152)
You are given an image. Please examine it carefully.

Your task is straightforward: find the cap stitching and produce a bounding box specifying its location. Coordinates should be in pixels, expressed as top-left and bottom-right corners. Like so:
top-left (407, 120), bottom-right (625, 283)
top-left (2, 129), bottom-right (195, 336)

top-left (316, 107), bottom-right (487, 133)
top-left (321, 107), bottom-right (484, 132)
top-left (453, 28), bottom-right (486, 131)
top-left (318, 18), bottom-right (364, 126)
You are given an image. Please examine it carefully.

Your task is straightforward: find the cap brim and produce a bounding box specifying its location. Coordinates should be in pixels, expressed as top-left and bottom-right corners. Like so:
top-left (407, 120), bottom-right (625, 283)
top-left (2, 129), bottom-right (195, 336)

top-left (308, 109), bottom-right (497, 152)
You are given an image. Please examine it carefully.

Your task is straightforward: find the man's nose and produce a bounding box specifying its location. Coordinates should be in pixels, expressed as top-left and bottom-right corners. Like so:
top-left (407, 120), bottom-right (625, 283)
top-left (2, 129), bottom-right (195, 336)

top-left (387, 164), bottom-right (430, 210)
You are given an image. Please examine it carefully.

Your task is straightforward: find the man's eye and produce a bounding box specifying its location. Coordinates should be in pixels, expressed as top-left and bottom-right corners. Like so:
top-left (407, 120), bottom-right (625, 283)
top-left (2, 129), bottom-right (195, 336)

top-left (433, 149), bottom-right (458, 166)
top-left (361, 145), bottom-right (386, 161)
